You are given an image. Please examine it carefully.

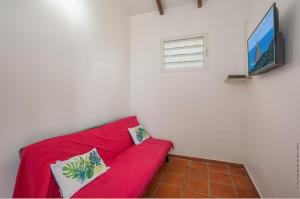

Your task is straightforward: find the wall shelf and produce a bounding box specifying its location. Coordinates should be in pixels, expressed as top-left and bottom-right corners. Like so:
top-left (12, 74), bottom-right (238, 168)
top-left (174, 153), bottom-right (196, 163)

top-left (225, 75), bottom-right (252, 82)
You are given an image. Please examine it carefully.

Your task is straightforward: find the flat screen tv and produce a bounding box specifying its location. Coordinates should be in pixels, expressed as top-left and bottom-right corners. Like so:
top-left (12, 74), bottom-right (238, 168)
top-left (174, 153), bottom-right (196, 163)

top-left (247, 3), bottom-right (285, 76)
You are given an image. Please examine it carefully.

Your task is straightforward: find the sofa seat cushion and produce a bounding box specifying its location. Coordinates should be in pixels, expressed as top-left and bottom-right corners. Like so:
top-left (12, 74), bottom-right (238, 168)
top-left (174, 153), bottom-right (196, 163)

top-left (72, 138), bottom-right (172, 198)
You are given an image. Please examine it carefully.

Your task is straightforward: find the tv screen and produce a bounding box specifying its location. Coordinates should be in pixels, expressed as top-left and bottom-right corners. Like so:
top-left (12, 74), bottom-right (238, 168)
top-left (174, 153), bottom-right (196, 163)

top-left (247, 4), bottom-right (278, 76)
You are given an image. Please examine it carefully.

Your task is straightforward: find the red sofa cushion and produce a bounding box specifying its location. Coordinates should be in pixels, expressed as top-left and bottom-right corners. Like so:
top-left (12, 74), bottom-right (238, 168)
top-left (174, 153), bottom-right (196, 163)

top-left (13, 116), bottom-right (172, 198)
top-left (72, 138), bottom-right (171, 198)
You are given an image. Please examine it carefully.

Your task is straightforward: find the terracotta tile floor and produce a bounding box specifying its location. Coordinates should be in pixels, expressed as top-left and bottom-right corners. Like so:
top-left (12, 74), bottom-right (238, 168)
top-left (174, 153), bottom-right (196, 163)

top-left (144, 157), bottom-right (260, 198)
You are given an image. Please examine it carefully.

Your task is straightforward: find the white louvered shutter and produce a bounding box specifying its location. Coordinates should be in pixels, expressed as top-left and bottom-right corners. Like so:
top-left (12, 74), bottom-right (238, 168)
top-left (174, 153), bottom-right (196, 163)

top-left (162, 35), bottom-right (207, 71)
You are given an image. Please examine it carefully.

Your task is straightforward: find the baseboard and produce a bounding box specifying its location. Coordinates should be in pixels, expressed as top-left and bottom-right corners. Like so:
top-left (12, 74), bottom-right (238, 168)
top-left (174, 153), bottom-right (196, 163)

top-left (244, 164), bottom-right (263, 198)
top-left (169, 154), bottom-right (243, 167)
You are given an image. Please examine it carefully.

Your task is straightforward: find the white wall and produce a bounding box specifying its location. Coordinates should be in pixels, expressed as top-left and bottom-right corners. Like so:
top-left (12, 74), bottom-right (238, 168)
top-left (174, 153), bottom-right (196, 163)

top-left (1, 0), bottom-right (299, 197)
top-left (245, 0), bottom-right (300, 197)
top-left (130, 0), bottom-right (248, 164)
top-left (0, 0), bottom-right (130, 197)
top-left (130, 1), bottom-right (300, 196)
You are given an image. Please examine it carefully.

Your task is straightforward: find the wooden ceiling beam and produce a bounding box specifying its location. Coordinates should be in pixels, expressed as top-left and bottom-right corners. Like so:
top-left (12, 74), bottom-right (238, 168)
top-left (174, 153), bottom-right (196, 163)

top-left (156, 0), bottom-right (164, 15)
top-left (198, 0), bottom-right (203, 8)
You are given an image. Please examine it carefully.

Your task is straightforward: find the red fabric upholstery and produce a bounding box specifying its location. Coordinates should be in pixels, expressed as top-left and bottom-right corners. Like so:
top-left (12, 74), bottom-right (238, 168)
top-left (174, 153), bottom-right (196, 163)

top-left (13, 116), bottom-right (173, 198)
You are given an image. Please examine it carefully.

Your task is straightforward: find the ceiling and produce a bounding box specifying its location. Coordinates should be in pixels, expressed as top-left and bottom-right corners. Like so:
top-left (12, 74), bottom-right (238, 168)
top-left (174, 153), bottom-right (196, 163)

top-left (120, 0), bottom-right (196, 15)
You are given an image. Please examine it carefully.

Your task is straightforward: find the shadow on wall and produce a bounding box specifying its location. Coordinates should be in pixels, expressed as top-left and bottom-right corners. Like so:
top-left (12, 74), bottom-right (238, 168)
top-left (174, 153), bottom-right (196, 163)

top-left (280, 0), bottom-right (296, 66)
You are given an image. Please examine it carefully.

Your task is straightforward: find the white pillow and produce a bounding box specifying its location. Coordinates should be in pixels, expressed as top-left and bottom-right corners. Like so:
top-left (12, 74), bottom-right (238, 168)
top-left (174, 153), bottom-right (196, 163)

top-left (128, 125), bottom-right (150, 145)
top-left (50, 148), bottom-right (109, 198)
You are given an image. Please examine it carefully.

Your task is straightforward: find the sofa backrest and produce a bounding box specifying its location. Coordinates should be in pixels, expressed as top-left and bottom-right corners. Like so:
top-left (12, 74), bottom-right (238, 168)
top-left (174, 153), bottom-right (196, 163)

top-left (22, 116), bottom-right (139, 162)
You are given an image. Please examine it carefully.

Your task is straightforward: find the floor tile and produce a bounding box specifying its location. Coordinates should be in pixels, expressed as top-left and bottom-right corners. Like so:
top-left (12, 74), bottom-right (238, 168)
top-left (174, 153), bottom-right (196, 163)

top-left (229, 166), bottom-right (247, 176)
top-left (161, 174), bottom-right (185, 188)
top-left (210, 182), bottom-right (236, 198)
top-left (190, 161), bottom-right (207, 169)
top-left (209, 171), bottom-right (232, 185)
top-left (145, 183), bottom-right (158, 197)
top-left (159, 163), bottom-right (168, 172)
top-left (154, 185), bottom-right (182, 198)
top-left (236, 187), bottom-right (260, 198)
top-left (187, 167), bottom-right (208, 180)
top-left (232, 175), bottom-right (254, 189)
top-left (143, 194), bottom-right (151, 198)
top-left (152, 172), bottom-right (164, 184)
top-left (184, 178), bottom-right (209, 195)
top-left (208, 163), bottom-right (229, 173)
top-left (170, 157), bottom-right (191, 166)
top-left (145, 157), bottom-right (259, 198)
top-left (166, 164), bottom-right (188, 176)
top-left (182, 190), bottom-right (208, 198)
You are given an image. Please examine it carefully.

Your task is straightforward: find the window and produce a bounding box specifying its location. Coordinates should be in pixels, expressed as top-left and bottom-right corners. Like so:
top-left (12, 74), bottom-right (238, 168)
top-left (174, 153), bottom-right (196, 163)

top-left (161, 34), bottom-right (208, 72)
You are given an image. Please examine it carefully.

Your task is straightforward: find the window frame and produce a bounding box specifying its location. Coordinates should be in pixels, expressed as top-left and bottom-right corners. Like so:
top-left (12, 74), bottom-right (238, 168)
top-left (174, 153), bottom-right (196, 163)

top-left (160, 33), bottom-right (209, 73)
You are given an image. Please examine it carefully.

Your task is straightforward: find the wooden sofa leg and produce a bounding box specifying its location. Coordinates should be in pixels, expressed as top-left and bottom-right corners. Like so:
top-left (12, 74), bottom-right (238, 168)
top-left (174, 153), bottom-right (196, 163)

top-left (165, 155), bottom-right (170, 163)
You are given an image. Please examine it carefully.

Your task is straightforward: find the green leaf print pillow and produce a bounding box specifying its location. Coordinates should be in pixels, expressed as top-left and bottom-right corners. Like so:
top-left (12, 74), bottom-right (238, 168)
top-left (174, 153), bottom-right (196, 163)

top-left (128, 125), bottom-right (151, 145)
top-left (50, 148), bottom-right (109, 198)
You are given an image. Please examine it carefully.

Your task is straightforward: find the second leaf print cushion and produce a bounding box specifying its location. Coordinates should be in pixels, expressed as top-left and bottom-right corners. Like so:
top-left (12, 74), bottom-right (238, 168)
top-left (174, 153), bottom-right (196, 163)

top-left (128, 125), bottom-right (151, 145)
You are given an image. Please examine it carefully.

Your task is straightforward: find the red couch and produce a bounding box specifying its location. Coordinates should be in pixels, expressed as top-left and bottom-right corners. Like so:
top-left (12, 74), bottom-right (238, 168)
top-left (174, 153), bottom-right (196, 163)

top-left (13, 116), bottom-right (173, 198)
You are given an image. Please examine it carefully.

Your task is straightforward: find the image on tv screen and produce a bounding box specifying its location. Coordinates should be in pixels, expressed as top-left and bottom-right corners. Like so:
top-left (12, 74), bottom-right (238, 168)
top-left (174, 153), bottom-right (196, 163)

top-left (248, 7), bottom-right (275, 74)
